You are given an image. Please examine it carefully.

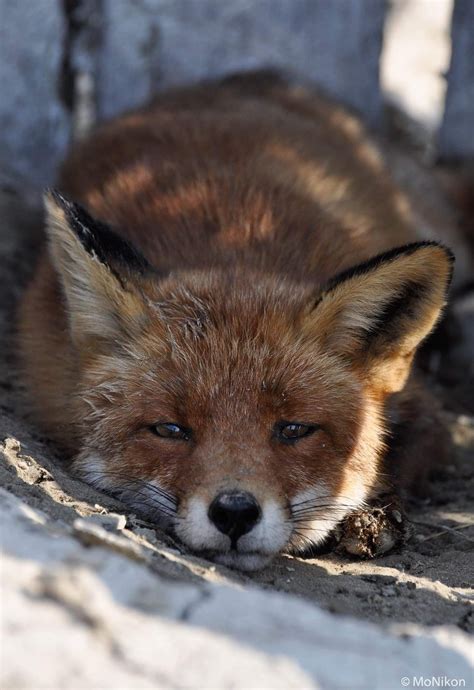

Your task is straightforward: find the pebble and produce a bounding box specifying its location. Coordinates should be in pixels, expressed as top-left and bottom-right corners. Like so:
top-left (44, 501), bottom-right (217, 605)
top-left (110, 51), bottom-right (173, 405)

top-left (401, 581), bottom-right (417, 591)
top-left (134, 526), bottom-right (157, 541)
top-left (95, 512), bottom-right (127, 531)
top-left (166, 548), bottom-right (182, 556)
top-left (4, 437), bottom-right (21, 452)
top-left (72, 518), bottom-right (146, 562)
top-left (391, 510), bottom-right (403, 524)
top-left (361, 575), bottom-right (396, 585)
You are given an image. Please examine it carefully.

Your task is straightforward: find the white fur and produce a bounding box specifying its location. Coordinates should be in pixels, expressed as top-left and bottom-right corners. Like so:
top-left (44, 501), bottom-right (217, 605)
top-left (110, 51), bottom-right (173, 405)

top-left (174, 496), bottom-right (292, 571)
top-left (74, 454), bottom-right (176, 529)
top-left (238, 500), bottom-right (291, 554)
top-left (74, 453), bottom-right (110, 489)
top-left (76, 455), bottom-right (368, 570)
top-left (174, 497), bottom-right (229, 552)
top-left (289, 481), bottom-right (369, 550)
top-left (212, 551), bottom-right (274, 571)
top-left (120, 478), bottom-right (177, 529)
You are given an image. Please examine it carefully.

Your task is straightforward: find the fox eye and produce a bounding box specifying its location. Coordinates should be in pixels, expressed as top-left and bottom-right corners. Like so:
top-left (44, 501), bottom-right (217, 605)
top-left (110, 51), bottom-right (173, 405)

top-left (151, 423), bottom-right (190, 441)
top-left (275, 422), bottom-right (319, 442)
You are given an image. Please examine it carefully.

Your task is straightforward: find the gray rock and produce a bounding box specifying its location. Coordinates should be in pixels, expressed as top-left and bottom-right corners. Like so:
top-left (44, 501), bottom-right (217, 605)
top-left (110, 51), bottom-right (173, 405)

top-left (0, 0), bottom-right (70, 187)
top-left (1, 486), bottom-right (473, 690)
top-left (98, 0), bottom-right (384, 124)
top-left (438, 0), bottom-right (474, 159)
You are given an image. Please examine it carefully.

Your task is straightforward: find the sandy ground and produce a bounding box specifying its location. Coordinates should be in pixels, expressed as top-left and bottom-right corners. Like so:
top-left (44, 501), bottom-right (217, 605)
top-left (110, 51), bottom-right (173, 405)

top-left (1, 163), bottom-right (473, 637)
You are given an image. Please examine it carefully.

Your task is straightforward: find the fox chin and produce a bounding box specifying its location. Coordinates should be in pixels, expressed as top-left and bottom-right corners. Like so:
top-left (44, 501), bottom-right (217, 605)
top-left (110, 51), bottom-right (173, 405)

top-left (18, 73), bottom-right (454, 571)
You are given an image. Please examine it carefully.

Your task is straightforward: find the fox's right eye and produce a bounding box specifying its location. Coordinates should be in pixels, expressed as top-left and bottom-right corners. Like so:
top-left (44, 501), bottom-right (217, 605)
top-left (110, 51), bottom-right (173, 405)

top-left (151, 423), bottom-right (191, 441)
top-left (275, 421), bottom-right (319, 443)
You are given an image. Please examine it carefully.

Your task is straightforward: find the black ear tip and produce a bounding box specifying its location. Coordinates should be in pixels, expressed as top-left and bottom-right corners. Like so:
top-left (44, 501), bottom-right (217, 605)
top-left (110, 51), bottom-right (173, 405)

top-left (439, 244), bottom-right (455, 266)
top-left (415, 240), bottom-right (455, 264)
top-left (387, 240), bottom-right (455, 267)
top-left (45, 189), bottom-right (96, 237)
top-left (45, 189), bottom-right (154, 276)
top-left (321, 240), bottom-right (456, 299)
top-left (44, 188), bottom-right (75, 212)
top-left (412, 241), bottom-right (455, 291)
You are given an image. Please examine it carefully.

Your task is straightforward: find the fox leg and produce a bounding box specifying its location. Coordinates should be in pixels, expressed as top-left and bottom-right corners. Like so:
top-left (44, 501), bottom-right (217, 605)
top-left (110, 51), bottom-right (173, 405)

top-left (335, 379), bottom-right (451, 558)
top-left (382, 377), bottom-right (452, 493)
top-left (334, 493), bottom-right (409, 558)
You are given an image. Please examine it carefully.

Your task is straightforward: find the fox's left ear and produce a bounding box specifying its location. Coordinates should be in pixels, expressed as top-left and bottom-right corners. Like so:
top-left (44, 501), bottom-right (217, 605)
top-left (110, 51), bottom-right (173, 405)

top-left (44, 189), bottom-right (153, 346)
top-left (303, 242), bottom-right (454, 393)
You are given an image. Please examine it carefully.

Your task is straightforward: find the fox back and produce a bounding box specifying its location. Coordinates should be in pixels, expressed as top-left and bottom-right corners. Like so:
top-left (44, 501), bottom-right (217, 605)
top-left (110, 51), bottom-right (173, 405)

top-left (18, 75), bottom-right (453, 570)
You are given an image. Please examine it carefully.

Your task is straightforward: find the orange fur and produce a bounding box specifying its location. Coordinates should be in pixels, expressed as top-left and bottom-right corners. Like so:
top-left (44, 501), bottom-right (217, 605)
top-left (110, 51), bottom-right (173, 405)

top-left (17, 74), bottom-right (454, 569)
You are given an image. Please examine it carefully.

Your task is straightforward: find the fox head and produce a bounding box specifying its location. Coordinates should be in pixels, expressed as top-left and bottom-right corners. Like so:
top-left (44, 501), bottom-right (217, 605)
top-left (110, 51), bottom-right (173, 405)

top-left (45, 190), bottom-right (453, 570)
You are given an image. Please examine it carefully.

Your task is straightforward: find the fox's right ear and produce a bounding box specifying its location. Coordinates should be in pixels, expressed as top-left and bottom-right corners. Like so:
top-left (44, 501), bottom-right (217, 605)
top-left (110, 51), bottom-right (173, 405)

top-left (44, 190), bottom-right (152, 346)
top-left (302, 242), bottom-right (454, 393)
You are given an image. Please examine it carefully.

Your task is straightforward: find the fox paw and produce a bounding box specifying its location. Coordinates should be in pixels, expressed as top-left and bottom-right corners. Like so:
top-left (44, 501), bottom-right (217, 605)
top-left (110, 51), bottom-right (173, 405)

top-left (334, 495), bottom-right (411, 558)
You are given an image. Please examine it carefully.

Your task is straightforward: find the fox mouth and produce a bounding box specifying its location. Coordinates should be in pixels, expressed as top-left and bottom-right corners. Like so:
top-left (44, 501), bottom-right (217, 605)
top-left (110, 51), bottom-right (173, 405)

top-left (197, 548), bottom-right (275, 572)
top-left (73, 464), bottom-right (354, 571)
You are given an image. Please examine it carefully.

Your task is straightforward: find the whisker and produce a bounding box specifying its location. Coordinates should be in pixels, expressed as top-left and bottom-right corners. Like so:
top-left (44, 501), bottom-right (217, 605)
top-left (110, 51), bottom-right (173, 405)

top-left (290, 498), bottom-right (368, 525)
top-left (75, 469), bottom-right (180, 521)
top-left (290, 530), bottom-right (323, 552)
top-left (290, 493), bottom-right (343, 507)
top-left (109, 487), bottom-right (177, 511)
top-left (291, 503), bottom-right (359, 514)
top-left (92, 483), bottom-right (178, 514)
top-left (291, 522), bottom-right (333, 533)
top-left (292, 521), bottom-right (336, 529)
top-left (291, 494), bottom-right (369, 510)
top-left (112, 494), bottom-right (178, 519)
top-left (79, 469), bottom-right (178, 504)
top-left (117, 486), bottom-right (178, 509)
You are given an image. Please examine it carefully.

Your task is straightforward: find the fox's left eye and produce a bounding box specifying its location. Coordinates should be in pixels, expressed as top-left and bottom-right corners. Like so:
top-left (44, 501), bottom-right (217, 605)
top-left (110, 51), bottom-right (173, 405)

top-left (275, 422), bottom-right (319, 442)
top-left (151, 423), bottom-right (191, 441)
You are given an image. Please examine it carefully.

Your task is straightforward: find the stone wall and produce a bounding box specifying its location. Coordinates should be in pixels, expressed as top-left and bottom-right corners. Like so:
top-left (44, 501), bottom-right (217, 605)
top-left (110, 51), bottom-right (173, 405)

top-left (2, 0), bottom-right (472, 189)
top-left (1, 0), bottom-right (385, 187)
top-left (0, 1), bottom-right (70, 187)
top-left (438, 0), bottom-right (474, 159)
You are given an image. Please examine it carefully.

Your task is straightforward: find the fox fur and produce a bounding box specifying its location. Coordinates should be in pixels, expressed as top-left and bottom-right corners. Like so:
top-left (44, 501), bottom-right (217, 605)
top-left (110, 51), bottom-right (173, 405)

top-left (18, 73), bottom-right (454, 570)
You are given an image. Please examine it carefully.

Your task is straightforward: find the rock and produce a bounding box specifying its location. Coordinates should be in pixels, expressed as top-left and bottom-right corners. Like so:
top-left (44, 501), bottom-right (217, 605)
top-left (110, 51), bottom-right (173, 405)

top-left (0, 0), bottom-right (70, 186)
top-left (1, 487), bottom-right (473, 689)
top-left (72, 517), bottom-right (146, 561)
top-left (439, 0), bottom-right (474, 159)
top-left (98, 0), bottom-right (384, 125)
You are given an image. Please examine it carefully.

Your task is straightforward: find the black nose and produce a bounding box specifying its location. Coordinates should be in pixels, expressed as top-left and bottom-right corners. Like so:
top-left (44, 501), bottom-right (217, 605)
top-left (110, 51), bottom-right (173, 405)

top-left (208, 491), bottom-right (262, 543)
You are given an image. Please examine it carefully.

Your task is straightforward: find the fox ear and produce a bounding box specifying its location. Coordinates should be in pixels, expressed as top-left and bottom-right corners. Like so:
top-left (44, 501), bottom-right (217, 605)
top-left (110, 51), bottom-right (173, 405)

top-left (303, 243), bottom-right (454, 393)
top-left (44, 190), bottom-right (152, 345)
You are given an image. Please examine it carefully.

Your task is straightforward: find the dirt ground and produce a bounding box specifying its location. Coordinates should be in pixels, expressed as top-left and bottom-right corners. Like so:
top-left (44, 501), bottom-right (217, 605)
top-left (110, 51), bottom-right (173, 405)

top-left (1, 176), bottom-right (473, 636)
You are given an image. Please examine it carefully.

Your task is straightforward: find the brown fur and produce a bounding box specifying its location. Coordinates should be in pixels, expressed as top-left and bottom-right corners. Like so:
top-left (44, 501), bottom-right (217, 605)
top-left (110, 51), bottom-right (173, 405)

top-left (17, 73), bottom-right (454, 569)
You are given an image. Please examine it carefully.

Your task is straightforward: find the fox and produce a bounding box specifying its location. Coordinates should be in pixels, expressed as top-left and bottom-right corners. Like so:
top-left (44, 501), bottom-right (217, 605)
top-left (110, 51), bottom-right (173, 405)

top-left (18, 72), bottom-right (454, 571)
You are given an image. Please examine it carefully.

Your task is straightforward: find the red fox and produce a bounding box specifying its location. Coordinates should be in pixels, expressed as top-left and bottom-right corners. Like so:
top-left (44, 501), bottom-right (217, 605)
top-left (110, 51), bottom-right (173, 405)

top-left (18, 73), bottom-right (454, 570)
